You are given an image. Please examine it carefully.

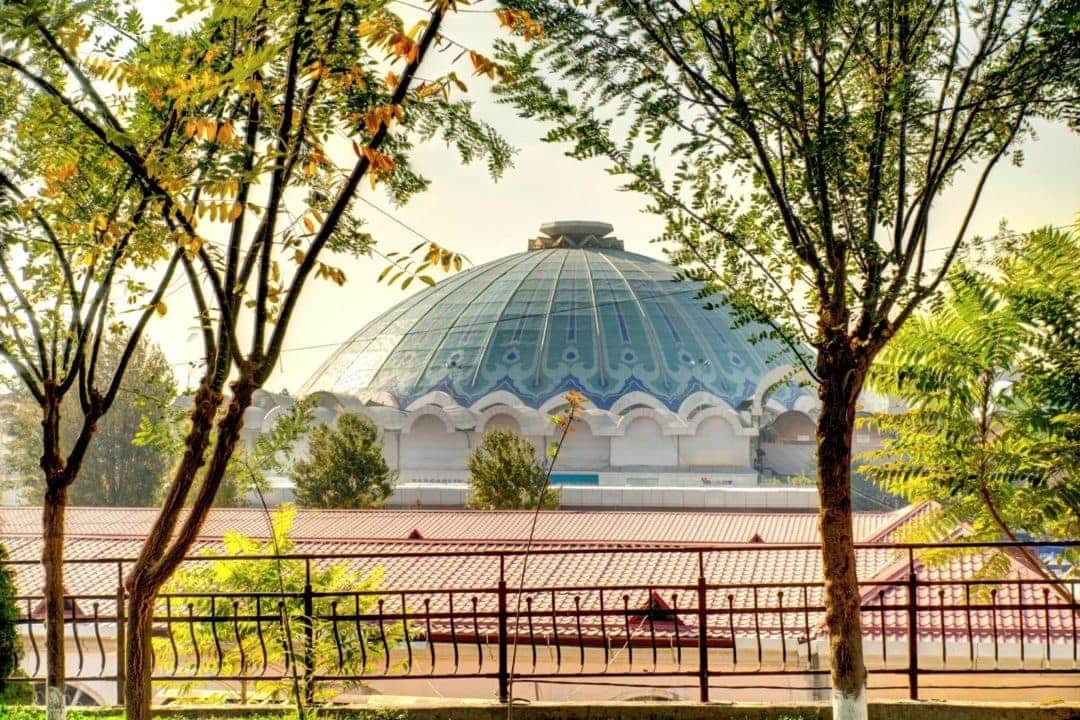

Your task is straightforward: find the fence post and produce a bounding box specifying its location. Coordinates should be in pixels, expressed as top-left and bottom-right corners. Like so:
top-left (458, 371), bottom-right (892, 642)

top-left (115, 562), bottom-right (126, 704)
top-left (907, 571), bottom-right (919, 700)
top-left (696, 551), bottom-right (709, 703)
top-left (497, 556), bottom-right (509, 703)
top-left (303, 558), bottom-right (315, 703)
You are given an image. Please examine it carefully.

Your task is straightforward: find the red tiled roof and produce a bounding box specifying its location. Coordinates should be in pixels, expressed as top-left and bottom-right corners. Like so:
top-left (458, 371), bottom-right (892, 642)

top-left (3, 504), bottom-right (1070, 647)
top-left (0, 505), bottom-right (908, 544)
top-left (855, 546), bottom-right (1075, 645)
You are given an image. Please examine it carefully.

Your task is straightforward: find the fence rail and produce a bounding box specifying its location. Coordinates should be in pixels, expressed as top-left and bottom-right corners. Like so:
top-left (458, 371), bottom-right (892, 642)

top-left (3, 540), bottom-right (1078, 704)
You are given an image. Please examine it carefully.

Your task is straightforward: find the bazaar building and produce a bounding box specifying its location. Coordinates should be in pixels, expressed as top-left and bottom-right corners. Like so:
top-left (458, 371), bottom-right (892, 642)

top-left (244, 221), bottom-right (889, 508)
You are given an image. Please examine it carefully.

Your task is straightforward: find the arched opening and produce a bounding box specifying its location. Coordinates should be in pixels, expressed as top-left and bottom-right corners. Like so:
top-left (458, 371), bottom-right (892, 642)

top-left (554, 421), bottom-right (608, 470)
top-left (400, 414), bottom-right (468, 470)
top-left (611, 417), bottom-right (676, 466)
top-left (680, 415), bottom-right (748, 467)
top-left (482, 412), bottom-right (521, 435)
top-left (760, 410), bottom-right (816, 478)
top-left (761, 410), bottom-right (816, 443)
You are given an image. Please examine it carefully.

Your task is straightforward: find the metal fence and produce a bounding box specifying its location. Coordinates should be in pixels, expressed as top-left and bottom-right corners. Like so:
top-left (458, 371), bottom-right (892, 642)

top-left (3, 540), bottom-right (1078, 704)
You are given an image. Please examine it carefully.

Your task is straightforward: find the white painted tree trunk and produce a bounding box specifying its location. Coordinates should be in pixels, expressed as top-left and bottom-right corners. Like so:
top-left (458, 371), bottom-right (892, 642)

top-left (832, 685), bottom-right (868, 720)
top-left (46, 684), bottom-right (65, 720)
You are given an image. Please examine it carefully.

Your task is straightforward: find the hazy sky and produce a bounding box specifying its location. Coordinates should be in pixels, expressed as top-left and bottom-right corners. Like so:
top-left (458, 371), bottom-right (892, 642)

top-left (138, 5), bottom-right (1080, 392)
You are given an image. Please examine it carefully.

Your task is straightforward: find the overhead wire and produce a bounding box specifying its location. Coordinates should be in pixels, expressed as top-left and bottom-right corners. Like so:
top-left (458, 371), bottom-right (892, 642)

top-left (161, 219), bottom-right (1075, 370)
top-left (5, 214), bottom-right (1072, 377)
top-left (164, 281), bottom-right (742, 368)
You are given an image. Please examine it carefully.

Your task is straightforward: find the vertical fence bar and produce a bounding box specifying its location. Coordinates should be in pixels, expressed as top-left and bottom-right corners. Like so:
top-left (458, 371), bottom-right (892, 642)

top-left (991, 589), bottom-right (999, 663)
top-left (400, 592), bottom-right (412, 674)
top-left (26, 597), bottom-right (40, 677)
top-left (727, 594), bottom-right (737, 666)
top-left (778, 590), bottom-right (786, 665)
top-left (115, 561), bottom-right (126, 702)
top-left (92, 603), bottom-right (105, 676)
top-left (1043, 589), bottom-right (1051, 663)
top-left (672, 593), bottom-right (683, 667)
top-left (804, 587), bottom-right (812, 666)
top-left (599, 590), bottom-right (609, 669)
top-left (879, 590), bottom-right (888, 666)
top-left (1018, 580), bottom-right (1026, 665)
top-left (972, 582), bottom-right (980, 669)
top-left (497, 555), bottom-right (509, 703)
top-left (303, 558), bottom-right (315, 703)
top-left (1072, 587), bottom-right (1078, 663)
top-left (907, 571), bottom-right (919, 700)
top-left (696, 551), bottom-right (709, 703)
top-left (938, 590), bottom-right (947, 666)
top-left (752, 587), bottom-right (762, 665)
top-left (446, 593), bottom-right (457, 673)
top-left (648, 586), bottom-right (658, 670)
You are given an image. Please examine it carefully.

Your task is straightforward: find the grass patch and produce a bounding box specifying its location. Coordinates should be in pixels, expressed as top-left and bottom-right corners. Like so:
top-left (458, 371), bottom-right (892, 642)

top-left (0, 709), bottom-right (817, 720)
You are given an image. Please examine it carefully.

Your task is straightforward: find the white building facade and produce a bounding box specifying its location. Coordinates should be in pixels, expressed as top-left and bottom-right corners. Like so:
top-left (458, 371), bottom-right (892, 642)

top-left (244, 222), bottom-right (888, 509)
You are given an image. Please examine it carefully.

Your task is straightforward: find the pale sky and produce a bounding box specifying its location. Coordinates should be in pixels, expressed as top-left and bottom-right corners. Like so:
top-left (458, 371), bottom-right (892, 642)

top-left (136, 5), bottom-right (1080, 393)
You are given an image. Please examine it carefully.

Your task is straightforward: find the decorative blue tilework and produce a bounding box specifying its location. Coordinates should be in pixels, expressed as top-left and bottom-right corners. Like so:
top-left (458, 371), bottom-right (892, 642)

top-left (302, 248), bottom-right (810, 411)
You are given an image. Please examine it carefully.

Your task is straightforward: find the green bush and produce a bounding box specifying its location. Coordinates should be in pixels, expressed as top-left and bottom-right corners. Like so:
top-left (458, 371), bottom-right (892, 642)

top-left (0, 541), bottom-right (26, 701)
top-left (467, 429), bottom-right (558, 510)
top-left (156, 505), bottom-right (398, 703)
top-left (290, 414), bottom-right (395, 509)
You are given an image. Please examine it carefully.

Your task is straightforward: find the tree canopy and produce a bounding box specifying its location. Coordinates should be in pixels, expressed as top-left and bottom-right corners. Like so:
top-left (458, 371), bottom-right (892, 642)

top-left (467, 429), bottom-right (558, 510)
top-left (1, 0), bottom-right (522, 714)
top-left (863, 225), bottom-right (1080, 552)
top-left (1039, 0), bottom-right (1080, 127)
top-left (3, 336), bottom-right (177, 507)
top-left (491, 1), bottom-right (1060, 714)
top-left (290, 414), bottom-right (395, 509)
top-left (0, 18), bottom-right (183, 700)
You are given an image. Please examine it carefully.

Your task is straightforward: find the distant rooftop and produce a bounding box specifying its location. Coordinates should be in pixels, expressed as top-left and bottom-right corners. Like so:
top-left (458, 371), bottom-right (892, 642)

top-left (0, 505), bottom-right (916, 545)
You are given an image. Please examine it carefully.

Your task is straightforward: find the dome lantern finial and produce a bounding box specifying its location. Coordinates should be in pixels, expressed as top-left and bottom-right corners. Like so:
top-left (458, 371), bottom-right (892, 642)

top-left (529, 220), bottom-right (623, 251)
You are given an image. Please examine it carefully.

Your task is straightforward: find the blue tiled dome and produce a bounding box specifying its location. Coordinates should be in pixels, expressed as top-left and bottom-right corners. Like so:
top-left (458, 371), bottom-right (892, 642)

top-left (302, 223), bottom-right (801, 411)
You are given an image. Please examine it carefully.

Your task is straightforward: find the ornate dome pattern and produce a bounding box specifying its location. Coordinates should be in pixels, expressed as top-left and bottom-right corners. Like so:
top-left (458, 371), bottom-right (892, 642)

top-left (302, 224), bottom-right (802, 412)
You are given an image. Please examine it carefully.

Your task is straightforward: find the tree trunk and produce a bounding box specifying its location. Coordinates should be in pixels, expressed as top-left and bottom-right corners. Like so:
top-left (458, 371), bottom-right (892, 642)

top-left (40, 384), bottom-right (68, 720)
top-left (123, 581), bottom-right (156, 720)
top-left (816, 351), bottom-right (868, 720)
top-left (41, 482), bottom-right (67, 720)
top-left (123, 379), bottom-right (256, 720)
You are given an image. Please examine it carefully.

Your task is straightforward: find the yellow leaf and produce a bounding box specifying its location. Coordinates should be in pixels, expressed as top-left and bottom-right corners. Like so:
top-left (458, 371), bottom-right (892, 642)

top-left (155, 301), bottom-right (168, 317)
top-left (303, 215), bottom-right (315, 234)
top-left (217, 121), bottom-right (233, 144)
top-left (293, 249), bottom-right (306, 264)
top-left (48, 162), bottom-right (78, 184)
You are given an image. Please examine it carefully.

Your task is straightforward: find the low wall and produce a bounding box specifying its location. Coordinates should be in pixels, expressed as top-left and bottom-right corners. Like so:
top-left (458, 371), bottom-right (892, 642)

top-left (58, 700), bottom-right (1080, 720)
top-left (387, 483), bottom-right (818, 509)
